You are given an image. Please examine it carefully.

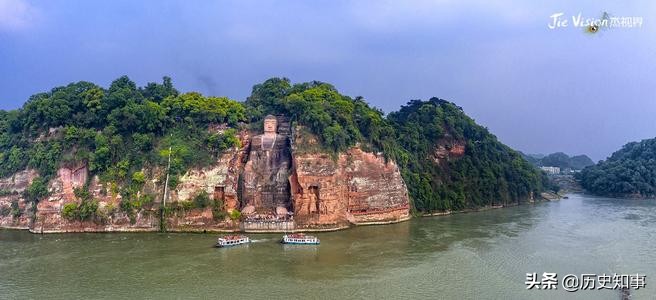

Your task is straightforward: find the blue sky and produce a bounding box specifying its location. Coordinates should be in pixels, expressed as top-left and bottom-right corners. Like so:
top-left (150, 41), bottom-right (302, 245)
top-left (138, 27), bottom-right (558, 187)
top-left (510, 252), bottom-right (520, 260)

top-left (1, 0), bottom-right (654, 160)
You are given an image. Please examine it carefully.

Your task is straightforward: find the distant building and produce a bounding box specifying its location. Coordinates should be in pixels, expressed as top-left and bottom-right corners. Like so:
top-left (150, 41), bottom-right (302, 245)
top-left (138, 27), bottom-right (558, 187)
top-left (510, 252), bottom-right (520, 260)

top-left (540, 166), bottom-right (561, 175)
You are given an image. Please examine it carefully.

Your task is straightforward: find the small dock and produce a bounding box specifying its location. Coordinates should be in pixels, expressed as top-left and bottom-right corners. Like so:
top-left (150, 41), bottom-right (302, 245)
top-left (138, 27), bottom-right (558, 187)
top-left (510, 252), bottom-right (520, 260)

top-left (241, 220), bottom-right (295, 232)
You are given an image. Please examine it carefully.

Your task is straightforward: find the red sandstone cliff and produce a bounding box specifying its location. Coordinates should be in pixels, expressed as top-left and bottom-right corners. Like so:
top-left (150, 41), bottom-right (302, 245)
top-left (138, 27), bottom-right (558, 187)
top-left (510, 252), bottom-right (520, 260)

top-left (0, 169), bottom-right (38, 229)
top-left (1, 124), bottom-right (411, 233)
top-left (290, 126), bottom-right (410, 229)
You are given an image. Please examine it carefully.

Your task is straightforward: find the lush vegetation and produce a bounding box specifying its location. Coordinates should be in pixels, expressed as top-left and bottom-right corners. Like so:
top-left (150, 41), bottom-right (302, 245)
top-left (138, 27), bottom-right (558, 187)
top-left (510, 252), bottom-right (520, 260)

top-left (577, 138), bottom-right (656, 197)
top-left (0, 76), bottom-right (549, 217)
top-left (522, 152), bottom-right (594, 170)
top-left (387, 99), bottom-right (546, 211)
top-left (0, 76), bottom-right (244, 217)
top-left (61, 188), bottom-right (100, 222)
top-left (245, 79), bottom-right (548, 212)
top-left (245, 78), bottom-right (395, 154)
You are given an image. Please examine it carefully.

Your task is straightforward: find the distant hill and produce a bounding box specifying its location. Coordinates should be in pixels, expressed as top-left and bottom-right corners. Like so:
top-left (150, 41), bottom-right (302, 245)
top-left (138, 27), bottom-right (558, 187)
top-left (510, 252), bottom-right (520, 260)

top-left (577, 138), bottom-right (656, 198)
top-left (520, 152), bottom-right (594, 170)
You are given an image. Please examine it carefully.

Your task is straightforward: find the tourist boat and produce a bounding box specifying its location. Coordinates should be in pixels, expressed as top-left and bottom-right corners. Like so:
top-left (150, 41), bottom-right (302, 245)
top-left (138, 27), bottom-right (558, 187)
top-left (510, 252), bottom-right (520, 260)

top-left (281, 233), bottom-right (320, 245)
top-left (216, 235), bottom-right (250, 247)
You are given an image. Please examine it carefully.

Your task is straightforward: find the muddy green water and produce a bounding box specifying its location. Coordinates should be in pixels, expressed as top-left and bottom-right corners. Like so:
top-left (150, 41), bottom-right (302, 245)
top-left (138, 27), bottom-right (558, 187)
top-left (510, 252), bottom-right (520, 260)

top-left (1, 194), bottom-right (655, 299)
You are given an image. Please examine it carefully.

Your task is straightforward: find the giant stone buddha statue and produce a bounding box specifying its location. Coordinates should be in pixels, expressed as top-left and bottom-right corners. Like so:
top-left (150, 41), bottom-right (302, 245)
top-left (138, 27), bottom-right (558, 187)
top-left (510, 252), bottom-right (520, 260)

top-left (240, 115), bottom-right (292, 215)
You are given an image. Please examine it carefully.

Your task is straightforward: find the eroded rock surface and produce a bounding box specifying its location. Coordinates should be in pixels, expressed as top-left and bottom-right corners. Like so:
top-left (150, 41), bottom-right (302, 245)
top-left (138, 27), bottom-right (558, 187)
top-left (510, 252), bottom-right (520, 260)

top-left (290, 126), bottom-right (410, 229)
top-left (291, 148), bottom-right (410, 228)
top-left (2, 121), bottom-right (411, 233)
top-left (0, 169), bottom-right (38, 229)
top-left (241, 115), bottom-right (292, 213)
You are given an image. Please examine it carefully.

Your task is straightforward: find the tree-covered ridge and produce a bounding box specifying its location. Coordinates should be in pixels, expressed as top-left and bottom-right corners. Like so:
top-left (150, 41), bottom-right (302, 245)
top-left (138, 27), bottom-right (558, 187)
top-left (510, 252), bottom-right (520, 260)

top-left (245, 78), bottom-right (396, 155)
top-left (387, 98), bottom-right (546, 211)
top-left (577, 138), bottom-right (656, 197)
top-left (521, 152), bottom-right (594, 170)
top-left (0, 76), bottom-right (548, 216)
top-left (0, 76), bottom-right (244, 218)
top-left (246, 79), bottom-right (546, 211)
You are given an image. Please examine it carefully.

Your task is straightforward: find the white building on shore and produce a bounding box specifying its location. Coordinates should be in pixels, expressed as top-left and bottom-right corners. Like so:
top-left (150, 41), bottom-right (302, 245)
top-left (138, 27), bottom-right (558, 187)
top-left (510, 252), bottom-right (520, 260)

top-left (540, 166), bottom-right (561, 175)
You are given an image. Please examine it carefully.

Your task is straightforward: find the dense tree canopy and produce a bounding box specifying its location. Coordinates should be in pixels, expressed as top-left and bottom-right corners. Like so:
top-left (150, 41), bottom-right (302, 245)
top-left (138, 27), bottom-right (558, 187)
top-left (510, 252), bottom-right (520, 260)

top-left (387, 98), bottom-right (546, 211)
top-left (522, 152), bottom-right (594, 170)
top-left (0, 76), bottom-right (243, 210)
top-left (245, 78), bottom-right (395, 154)
top-left (0, 76), bottom-right (548, 214)
top-left (245, 79), bottom-right (547, 211)
top-left (577, 138), bottom-right (656, 197)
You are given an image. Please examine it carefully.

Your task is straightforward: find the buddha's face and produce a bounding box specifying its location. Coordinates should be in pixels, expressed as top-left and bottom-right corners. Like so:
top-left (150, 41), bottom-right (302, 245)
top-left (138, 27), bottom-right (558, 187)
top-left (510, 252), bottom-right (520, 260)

top-left (264, 118), bottom-right (277, 133)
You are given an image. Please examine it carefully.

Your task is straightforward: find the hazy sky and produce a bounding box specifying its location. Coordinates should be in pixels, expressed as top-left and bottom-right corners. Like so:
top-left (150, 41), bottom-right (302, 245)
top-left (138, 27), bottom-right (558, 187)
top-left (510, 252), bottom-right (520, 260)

top-left (1, 0), bottom-right (654, 161)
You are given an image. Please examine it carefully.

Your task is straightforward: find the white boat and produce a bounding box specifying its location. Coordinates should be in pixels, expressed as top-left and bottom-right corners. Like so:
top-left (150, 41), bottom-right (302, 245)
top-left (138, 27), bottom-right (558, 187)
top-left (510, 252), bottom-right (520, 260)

top-left (216, 235), bottom-right (250, 247)
top-left (281, 233), bottom-right (320, 245)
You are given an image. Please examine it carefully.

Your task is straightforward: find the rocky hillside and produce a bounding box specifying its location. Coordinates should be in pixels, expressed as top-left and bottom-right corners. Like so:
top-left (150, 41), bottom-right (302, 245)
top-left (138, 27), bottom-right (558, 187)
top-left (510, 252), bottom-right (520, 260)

top-left (0, 76), bottom-right (546, 232)
top-left (577, 138), bottom-right (656, 198)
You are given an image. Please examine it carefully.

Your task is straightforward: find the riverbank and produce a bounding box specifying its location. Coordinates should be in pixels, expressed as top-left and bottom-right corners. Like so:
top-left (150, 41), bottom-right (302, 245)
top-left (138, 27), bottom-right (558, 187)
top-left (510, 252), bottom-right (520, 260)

top-left (2, 194), bottom-right (653, 299)
top-left (6, 214), bottom-right (409, 234)
top-left (418, 194), bottom-right (562, 218)
top-left (3, 194), bottom-right (558, 234)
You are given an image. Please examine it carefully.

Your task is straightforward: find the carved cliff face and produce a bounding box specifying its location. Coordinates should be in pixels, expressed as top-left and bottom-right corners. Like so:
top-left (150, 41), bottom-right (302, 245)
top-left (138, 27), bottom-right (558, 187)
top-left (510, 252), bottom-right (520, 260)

top-left (1, 122), bottom-right (411, 233)
top-left (263, 115), bottom-right (277, 134)
top-left (290, 148), bottom-right (410, 226)
top-left (241, 116), bottom-right (292, 214)
top-left (0, 169), bottom-right (38, 229)
top-left (289, 126), bottom-right (410, 227)
top-left (30, 131), bottom-right (252, 233)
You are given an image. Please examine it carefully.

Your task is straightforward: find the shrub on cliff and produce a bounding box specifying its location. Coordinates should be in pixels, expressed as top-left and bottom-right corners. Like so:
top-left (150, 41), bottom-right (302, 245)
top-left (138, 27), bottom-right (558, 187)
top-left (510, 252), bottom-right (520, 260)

top-left (0, 189), bottom-right (16, 197)
top-left (193, 190), bottom-right (210, 208)
top-left (10, 200), bottom-right (21, 218)
top-left (229, 209), bottom-right (241, 221)
top-left (78, 200), bottom-right (99, 221)
top-left (61, 188), bottom-right (100, 221)
top-left (212, 206), bottom-right (227, 221)
top-left (61, 203), bottom-right (79, 220)
top-left (0, 205), bottom-right (10, 217)
top-left (131, 171), bottom-right (146, 187)
top-left (24, 178), bottom-right (50, 204)
top-left (207, 129), bottom-right (240, 156)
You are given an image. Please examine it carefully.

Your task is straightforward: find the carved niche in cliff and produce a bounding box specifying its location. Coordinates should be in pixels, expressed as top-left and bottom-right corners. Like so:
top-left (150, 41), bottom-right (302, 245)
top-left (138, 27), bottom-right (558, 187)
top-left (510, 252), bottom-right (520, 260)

top-left (240, 115), bottom-right (293, 214)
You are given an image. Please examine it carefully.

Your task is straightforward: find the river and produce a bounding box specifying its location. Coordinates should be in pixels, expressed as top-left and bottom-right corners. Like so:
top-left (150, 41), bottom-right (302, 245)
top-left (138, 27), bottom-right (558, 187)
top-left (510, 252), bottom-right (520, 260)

top-left (1, 194), bottom-right (654, 299)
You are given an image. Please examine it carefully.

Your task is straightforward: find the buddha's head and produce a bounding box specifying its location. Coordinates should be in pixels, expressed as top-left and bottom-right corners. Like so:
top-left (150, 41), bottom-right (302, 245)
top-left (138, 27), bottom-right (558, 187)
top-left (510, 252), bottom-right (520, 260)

top-left (264, 115), bottom-right (277, 134)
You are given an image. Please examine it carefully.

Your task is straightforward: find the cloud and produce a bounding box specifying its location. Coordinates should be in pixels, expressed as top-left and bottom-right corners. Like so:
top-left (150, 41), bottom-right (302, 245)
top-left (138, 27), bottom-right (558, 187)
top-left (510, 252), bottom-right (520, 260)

top-left (0, 0), bottom-right (39, 31)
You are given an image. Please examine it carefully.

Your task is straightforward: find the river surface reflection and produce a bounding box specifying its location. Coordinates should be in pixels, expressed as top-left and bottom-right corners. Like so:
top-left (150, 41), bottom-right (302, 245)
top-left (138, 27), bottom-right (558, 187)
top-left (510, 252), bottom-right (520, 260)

top-left (1, 194), bottom-right (654, 299)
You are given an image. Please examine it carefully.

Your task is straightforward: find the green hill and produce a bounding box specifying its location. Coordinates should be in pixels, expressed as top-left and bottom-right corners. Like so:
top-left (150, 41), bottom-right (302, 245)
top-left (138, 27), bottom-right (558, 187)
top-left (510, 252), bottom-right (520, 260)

top-left (520, 152), bottom-right (594, 170)
top-left (0, 76), bottom-right (547, 214)
top-left (577, 138), bottom-right (656, 197)
top-left (388, 99), bottom-right (547, 211)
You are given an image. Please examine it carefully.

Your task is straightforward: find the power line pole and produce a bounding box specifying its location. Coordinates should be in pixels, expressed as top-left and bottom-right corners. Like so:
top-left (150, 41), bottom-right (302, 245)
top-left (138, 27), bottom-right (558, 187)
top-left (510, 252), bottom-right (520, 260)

top-left (160, 145), bottom-right (172, 232)
top-left (163, 145), bottom-right (172, 207)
